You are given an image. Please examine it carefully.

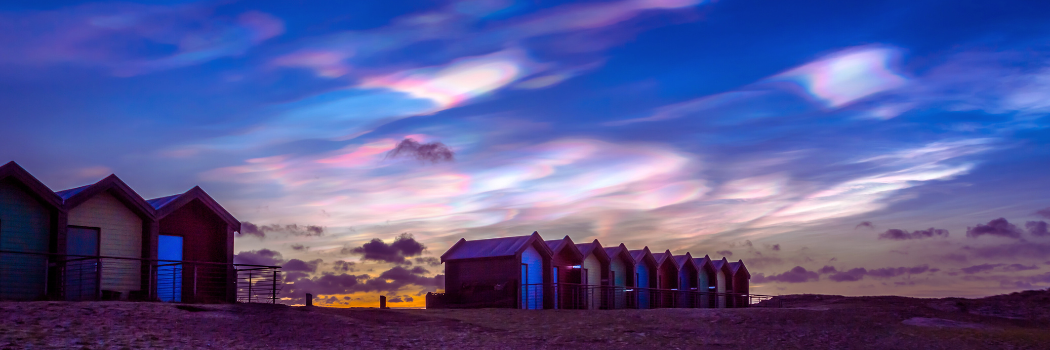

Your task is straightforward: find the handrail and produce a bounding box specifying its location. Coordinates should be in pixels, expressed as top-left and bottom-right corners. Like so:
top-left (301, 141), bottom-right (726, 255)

top-left (0, 249), bottom-right (280, 268)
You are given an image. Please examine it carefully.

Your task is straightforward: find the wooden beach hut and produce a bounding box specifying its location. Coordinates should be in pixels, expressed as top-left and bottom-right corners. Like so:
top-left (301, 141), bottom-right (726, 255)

top-left (57, 175), bottom-right (156, 301)
top-left (693, 255), bottom-right (717, 308)
top-left (546, 235), bottom-right (585, 309)
top-left (651, 250), bottom-right (679, 307)
top-left (673, 253), bottom-right (698, 308)
top-left (147, 186), bottom-right (240, 303)
top-left (602, 243), bottom-right (635, 309)
top-left (711, 257), bottom-right (734, 308)
top-left (728, 260), bottom-right (750, 308)
top-left (628, 247), bottom-right (658, 309)
top-left (440, 231), bottom-right (553, 309)
top-left (574, 239), bottom-right (610, 310)
top-left (0, 162), bottom-right (62, 301)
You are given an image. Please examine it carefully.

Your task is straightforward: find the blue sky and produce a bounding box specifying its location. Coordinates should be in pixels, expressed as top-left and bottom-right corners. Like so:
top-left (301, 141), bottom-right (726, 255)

top-left (2, 0), bottom-right (1050, 306)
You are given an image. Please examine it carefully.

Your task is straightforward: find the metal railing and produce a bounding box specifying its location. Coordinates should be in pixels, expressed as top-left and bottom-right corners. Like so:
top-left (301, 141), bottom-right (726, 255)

top-left (0, 250), bottom-right (281, 304)
top-left (426, 282), bottom-right (779, 309)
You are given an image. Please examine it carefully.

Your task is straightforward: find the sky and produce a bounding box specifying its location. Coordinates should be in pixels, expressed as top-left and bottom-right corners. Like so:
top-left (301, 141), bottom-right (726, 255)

top-left (2, 0), bottom-right (1050, 307)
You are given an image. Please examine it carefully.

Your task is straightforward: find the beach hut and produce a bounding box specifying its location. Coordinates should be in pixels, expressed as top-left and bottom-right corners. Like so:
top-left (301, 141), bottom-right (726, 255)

top-left (651, 250), bottom-right (679, 308)
top-left (602, 243), bottom-right (635, 309)
top-left (693, 255), bottom-right (717, 308)
top-left (546, 235), bottom-right (585, 309)
top-left (574, 239), bottom-right (610, 309)
top-left (57, 175), bottom-right (156, 301)
top-left (673, 253), bottom-right (698, 308)
top-left (440, 231), bottom-right (552, 309)
top-left (628, 247), bottom-right (658, 309)
top-left (711, 257), bottom-right (733, 308)
top-left (147, 186), bottom-right (240, 303)
top-left (0, 162), bottom-right (62, 301)
top-left (728, 260), bottom-right (750, 308)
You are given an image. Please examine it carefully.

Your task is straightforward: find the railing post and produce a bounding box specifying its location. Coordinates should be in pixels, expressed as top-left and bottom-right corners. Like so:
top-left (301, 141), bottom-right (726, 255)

top-left (248, 270), bottom-right (253, 303)
top-left (192, 264), bottom-right (198, 302)
top-left (271, 269), bottom-right (277, 304)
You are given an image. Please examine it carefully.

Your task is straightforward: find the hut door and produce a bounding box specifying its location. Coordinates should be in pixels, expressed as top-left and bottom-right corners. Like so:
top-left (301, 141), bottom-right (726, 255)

top-left (552, 267), bottom-right (559, 309)
top-left (157, 235), bottom-right (183, 302)
top-left (65, 227), bottom-right (100, 301)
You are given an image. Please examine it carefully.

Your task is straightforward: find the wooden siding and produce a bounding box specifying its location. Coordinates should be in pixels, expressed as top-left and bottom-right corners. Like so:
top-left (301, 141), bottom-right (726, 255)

top-left (582, 253), bottom-right (600, 310)
top-left (698, 270), bottom-right (711, 308)
top-left (608, 255), bottom-right (628, 309)
top-left (635, 263), bottom-right (650, 309)
top-left (158, 199), bottom-right (231, 303)
top-left (716, 270), bottom-right (726, 308)
top-left (444, 257), bottom-right (519, 308)
top-left (0, 179), bottom-right (51, 300)
top-left (521, 244), bottom-right (543, 309)
top-left (68, 191), bottom-right (143, 299)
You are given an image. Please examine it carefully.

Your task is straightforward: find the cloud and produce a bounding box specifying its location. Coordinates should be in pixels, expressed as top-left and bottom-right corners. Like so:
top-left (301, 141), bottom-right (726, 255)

top-left (963, 241), bottom-right (1050, 259)
top-left (866, 265), bottom-right (930, 278)
top-left (290, 244), bottom-right (308, 251)
top-left (828, 268), bottom-right (868, 282)
top-left (771, 244), bottom-right (780, 251)
top-left (818, 266), bottom-right (838, 274)
top-left (238, 222), bottom-right (325, 237)
top-left (1037, 208), bottom-right (1050, 219)
top-left (855, 221), bottom-right (875, 230)
top-left (386, 138), bottom-right (454, 163)
top-left (0, 3), bottom-right (284, 76)
top-left (716, 250), bottom-right (732, 257)
top-left (878, 227), bottom-right (949, 240)
top-left (238, 222), bottom-right (265, 238)
top-left (413, 257), bottom-right (442, 267)
top-left (283, 259), bottom-right (323, 273)
top-left (1026, 221), bottom-right (1048, 236)
top-left (333, 260), bottom-right (356, 272)
top-left (1002, 264), bottom-right (1039, 272)
top-left (344, 233), bottom-right (427, 264)
top-left (358, 266), bottom-right (444, 293)
top-left (388, 296), bottom-right (404, 303)
top-left (751, 266), bottom-right (819, 283)
top-left (966, 218), bottom-right (1023, 239)
top-left (233, 249), bottom-right (285, 266)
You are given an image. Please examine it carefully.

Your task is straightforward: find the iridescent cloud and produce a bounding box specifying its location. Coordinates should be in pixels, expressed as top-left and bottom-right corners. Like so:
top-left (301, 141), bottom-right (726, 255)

top-left (770, 46), bottom-right (908, 108)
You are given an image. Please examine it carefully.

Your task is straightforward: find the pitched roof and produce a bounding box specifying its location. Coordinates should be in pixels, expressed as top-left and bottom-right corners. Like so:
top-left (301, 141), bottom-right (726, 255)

top-left (0, 161), bottom-right (62, 208)
top-left (673, 253), bottom-right (696, 271)
top-left (693, 255), bottom-right (716, 273)
top-left (652, 249), bottom-right (676, 267)
top-left (603, 243), bottom-right (635, 266)
top-left (545, 235), bottom-right (583, 261)
top-left (57, 174), bottom-right (155, 218)
top-left (148, 186), bottom-right (239, 230)
top-left (729, 260), bottom-right (751, 279)
top-left (575, 239), bottom-right (610, 263)
top-left (628, 247), bottom-right (658, 268)
top-left (441, 231), bottom-right (553, 262)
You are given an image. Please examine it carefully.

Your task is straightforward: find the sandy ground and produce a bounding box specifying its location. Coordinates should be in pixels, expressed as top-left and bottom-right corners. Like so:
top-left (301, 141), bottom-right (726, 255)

top-left (1, 290), bottom-right (1048, 349)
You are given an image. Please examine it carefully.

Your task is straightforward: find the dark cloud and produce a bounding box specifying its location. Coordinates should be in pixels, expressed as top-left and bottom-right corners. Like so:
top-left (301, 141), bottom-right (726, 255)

top-left (962, 241), bottom-right (1050, 259)
top-left (966, 218), bottom-right (1023, 239)
top-left (358, 266), bottom-right (443, 293)
top-left (1036, 207), bottom-right (1050, 219)
top-left (283, 259), bottom-right (322, 273)
top-left (389, 296), bottom-right (405, 303)
top-left (238, 222), bottom-right (325, 237)
top-left (818, 265), bottom-right (838, 274)
top-left (233, 249), bottom-right (285, 266)
top-left (238, 222), bottom-right (265, 238)
top-left (1025, 221), bottom-right (1048, 236)
top-left (826, 265), bottom-right (931, 281)
top-left (333, 260), bottom-right (356, 272)
top-left (771, 244), bottom-right (780, 251)
top-left (344, 233), bottom-right (427, 263)
top-left (751, 266), bottom-right (819, 283)
top-left (878, 227), bottom-right (949, 240)
top-left (1002, 264), bottom-right (1039, 272)
top-left (855, 221), bottom-right (875, 230)
top-left (284, 273), bottom-right (369, 299)
top-left (829, 268), bottom-right (867, 282)
top-left (716, 250), bottom-right (732, 257)
top-left (385, 138), bottom-right (454, 163)
top-left (290, 244), bottom-right (308, 251)
top-left (413, 257), bottom-right (442, 267)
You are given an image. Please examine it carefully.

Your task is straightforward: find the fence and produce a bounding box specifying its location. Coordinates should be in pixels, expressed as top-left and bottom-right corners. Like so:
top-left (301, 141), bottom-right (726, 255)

top-left (0, 250), bottom-right (281, 304)
top-left (427, 282), bottom-right (779, 309)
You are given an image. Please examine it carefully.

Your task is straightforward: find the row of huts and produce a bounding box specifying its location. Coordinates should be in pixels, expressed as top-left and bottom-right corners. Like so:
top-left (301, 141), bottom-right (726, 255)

top-left (0, 161), bottom-right (241, 302)
top-left (432, 232), bottom-right (751, 309)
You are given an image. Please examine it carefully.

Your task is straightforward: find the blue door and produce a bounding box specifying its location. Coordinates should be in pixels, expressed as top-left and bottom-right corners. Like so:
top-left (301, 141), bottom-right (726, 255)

top-left (157, 235), bottom-right (183, 302)
top-left (65, 227), bottom-right (100, 300)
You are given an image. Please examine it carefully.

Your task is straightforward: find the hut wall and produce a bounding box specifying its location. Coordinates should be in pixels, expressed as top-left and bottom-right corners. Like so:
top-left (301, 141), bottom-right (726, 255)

top-left (608, 256), bottom-right (627, 309)
top-left (0, 179), bottom-right (51, 300)
top-left (444, 257), bottom-right (519, 308)
top-left (698, 270), bottom-right (711, 308)
top-left (635, 263), bottom-right (650, 309)
top-left (677, 266), bottom-right (696, 307)
top-left (68, 192), bottom-right (142, 299)
top-left (716, 270), bottom-right (726, 308)
top-left (521, 244), bottom-right (543, 309)
top-left (158, 199), bottom-right (230, 303)
top-left (582, 253), bottom-right (600, 309)
top-left (734, 272), bottom-right (749, 307)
